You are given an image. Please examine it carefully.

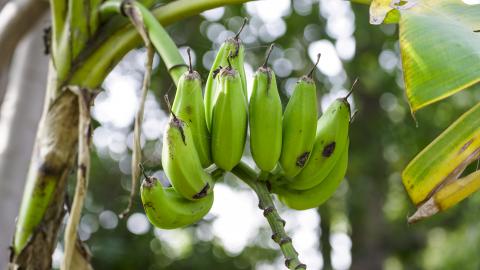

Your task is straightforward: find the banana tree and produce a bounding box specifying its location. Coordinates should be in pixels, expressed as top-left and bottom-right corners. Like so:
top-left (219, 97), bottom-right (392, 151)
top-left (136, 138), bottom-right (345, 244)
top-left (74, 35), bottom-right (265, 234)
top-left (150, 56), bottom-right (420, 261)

top-left (3, 0), bottom-right (480, 269)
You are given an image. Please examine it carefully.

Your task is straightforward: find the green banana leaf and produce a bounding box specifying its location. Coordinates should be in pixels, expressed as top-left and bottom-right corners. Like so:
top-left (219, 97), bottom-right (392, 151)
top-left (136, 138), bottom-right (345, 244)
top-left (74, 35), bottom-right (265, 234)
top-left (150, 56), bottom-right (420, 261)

top-left (370, 0), bottom-right (480, 112)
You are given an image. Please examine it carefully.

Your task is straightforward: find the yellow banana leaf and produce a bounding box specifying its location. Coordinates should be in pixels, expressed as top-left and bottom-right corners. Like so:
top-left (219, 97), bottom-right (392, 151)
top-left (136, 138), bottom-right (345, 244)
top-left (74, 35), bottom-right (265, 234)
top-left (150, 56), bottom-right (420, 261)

top-left (403, 103), bottom-right (480, 222)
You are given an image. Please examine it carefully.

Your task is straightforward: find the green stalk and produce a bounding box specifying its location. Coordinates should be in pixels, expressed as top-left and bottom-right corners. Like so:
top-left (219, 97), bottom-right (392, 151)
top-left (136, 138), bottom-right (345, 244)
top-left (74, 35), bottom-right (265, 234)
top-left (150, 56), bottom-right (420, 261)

top-left (232, 162), bottom-right (307, 270)
top-left (123, 1), bottom-right (188, 83)
top-left (49, 0), bottom-right (66, 48)
top-left (69, 0), bottom-right (89, 58)
top-left (70, 0), bottom-right (253, 88)
top-left (49, 0), bottom-right (67, 83)
top-left (89, 0), bottom-right (103, 35)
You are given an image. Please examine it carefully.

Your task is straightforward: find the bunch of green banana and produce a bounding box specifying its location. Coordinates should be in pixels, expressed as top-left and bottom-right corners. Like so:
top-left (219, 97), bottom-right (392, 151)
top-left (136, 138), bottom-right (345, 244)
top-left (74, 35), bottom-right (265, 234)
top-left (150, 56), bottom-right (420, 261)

top-left (161, 107), bottom-right (213, 200)
top-left (172, 48), bottom-right (211, 167)
top-left (403, 102), bottom-right (480, 223)
top-left (278, 54), bottom-right (320, 178)
top-left (249, 44), bottom-right (283, 173)
top-left (271, 87), bottom-right (354, 210)
top-left (140, 172), bottom-right (214, 229)
top-left (210, 60), bottom-right (248, 171)
top-left (204, 19), bottom-right (248, 131)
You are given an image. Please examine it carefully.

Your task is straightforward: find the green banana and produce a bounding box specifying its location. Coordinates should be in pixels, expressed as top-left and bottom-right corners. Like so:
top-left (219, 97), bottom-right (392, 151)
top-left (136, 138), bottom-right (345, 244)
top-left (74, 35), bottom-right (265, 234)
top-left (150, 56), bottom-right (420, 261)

top-left (172, 48), bottom-right (211, 167)
top-left (211, 63), bottom-right (248, 171)
top-left (141, 175), bottom-right (214, 229)
top-left (278, 54), bottom-right (320, 178)
top-left (272, 139), bottom-right (349, 210)
top-left (162, 110), bottom-right (212, 200)
top-left (204, 19), bottom-right (248, 131)
top-left (249, 44), bottom-right (283, 172)
top-left (287, 96), bottom-right (351, 190)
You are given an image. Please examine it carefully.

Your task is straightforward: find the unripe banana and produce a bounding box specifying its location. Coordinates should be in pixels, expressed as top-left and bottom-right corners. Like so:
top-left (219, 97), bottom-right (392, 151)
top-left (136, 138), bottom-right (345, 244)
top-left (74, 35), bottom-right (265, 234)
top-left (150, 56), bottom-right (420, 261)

top-left (172, 48), bottom-right (211, 167)
top-left (204, 19), bottom-right (248, 131)
top-left (279, 55), bottom-right (320, 178)
top-left (211, 63), bottom-right (248, 171)
top-left (249, 44), bottom-right (283, 172)
top-left (162, 111), bottom-right (212, 200)
top-left (287, 96), bottom-right (351, 190)
top-left (141, 175), bottom-right (214, 229)
top-left (272, 139), bottom-right (349, 210)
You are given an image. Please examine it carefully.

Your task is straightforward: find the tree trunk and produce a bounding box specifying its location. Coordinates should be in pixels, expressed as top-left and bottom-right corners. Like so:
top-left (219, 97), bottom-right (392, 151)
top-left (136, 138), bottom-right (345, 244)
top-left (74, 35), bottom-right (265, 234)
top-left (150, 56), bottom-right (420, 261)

top-left (0, 15), bottom-right (49, 267)
top-left (319, 207), bottom-right (332, 270)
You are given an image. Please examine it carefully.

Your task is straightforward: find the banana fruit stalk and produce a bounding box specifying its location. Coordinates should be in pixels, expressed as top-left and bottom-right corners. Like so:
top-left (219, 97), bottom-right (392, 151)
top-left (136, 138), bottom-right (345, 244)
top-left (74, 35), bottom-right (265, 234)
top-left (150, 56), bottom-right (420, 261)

top-left (141, 176), bottom-right (214, 229)
top-left (272, 139), bottom-right (349, 210)
top-left (249, 45), bottom-right (283, 173)
top-left (279, 55), bottom-right (320, 178)
top-left (403, 102), bottom-right (480, 222)
top-left (211, 65), bottom-right (248, 171)
top-left (172, 48), bottom-right (211, 167)
top-left (287, 97), bottom-right (351, 190)
top-left (204, 20), bottom-right (248, 131)
top-left (162, 114), bottom-right (212, 200)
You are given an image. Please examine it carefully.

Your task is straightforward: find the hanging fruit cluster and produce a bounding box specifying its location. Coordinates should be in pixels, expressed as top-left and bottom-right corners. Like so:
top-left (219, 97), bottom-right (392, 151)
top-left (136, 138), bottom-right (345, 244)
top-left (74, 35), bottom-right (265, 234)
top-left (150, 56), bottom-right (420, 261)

top-left (141, 23), bottom-right (354, 229)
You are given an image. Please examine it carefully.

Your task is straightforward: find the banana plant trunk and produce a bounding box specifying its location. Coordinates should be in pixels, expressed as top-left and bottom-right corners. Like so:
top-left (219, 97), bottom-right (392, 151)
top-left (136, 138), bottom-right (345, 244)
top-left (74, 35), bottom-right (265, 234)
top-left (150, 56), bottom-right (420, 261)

top-left (8, 76), bottom-right (79, 269)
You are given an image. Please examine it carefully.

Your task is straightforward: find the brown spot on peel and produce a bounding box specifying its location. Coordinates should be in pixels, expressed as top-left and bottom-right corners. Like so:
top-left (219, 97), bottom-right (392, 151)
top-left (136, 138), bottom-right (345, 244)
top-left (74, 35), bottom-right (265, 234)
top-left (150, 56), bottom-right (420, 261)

top-left (323, 142), bottom-right (336, 157)
top-left (296, 152), bottom-right (310, 167)
top-left (171, 117), bottom-right (186, 145)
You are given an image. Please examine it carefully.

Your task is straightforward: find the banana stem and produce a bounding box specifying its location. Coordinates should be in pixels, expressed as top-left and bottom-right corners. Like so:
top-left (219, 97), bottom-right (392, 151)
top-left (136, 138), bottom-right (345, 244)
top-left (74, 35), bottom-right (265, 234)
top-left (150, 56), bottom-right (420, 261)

top-left (110, 0), bottom-right (188, 85)
top-left (98, 0), bottom-right (122, 19)
top-left (69, 0), bottom-right (254, 88)
top-left (232, 162), bottom-right (307, 270)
